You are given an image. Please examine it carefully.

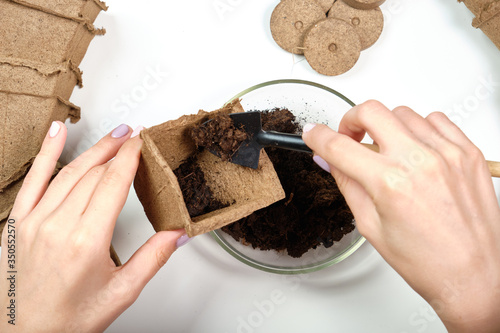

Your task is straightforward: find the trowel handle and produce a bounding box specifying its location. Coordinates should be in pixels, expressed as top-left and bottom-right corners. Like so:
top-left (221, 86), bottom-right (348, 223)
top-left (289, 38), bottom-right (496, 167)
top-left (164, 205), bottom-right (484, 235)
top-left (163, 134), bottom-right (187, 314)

top-left (257, 131), bottom-right (313, 153)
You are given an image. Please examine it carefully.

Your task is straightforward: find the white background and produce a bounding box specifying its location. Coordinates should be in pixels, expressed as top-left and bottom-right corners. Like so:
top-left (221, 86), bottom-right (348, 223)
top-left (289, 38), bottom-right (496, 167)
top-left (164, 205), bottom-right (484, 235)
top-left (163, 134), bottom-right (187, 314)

top-left (25, 0), bottom-right (500, 332)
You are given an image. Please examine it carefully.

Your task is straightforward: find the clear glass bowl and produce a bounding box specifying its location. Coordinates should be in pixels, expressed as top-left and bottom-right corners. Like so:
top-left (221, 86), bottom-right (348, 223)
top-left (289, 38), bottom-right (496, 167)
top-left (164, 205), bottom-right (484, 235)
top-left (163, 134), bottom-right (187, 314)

top-left (210, 79), bottom-right (365, 274)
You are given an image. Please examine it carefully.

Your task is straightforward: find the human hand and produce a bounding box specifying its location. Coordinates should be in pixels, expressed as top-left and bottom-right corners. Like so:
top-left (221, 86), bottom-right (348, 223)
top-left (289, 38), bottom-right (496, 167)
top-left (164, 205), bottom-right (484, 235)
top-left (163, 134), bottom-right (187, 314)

top-left (0, 122), bottom-right (189, 333)
top-left (302, 100), bottom-right (500, 333)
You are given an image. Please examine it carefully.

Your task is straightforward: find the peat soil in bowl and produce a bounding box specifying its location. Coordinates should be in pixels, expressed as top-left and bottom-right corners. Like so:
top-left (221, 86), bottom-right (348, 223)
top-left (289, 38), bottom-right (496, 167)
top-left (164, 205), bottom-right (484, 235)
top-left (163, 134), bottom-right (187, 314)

top-left (222, 108), bottom-right (355, 258)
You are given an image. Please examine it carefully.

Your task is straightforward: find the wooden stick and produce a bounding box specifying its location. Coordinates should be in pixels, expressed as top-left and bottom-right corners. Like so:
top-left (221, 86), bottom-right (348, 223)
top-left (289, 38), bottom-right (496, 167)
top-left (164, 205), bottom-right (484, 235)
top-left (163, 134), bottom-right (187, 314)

top-left (487, 161), bottom-right (500, 178)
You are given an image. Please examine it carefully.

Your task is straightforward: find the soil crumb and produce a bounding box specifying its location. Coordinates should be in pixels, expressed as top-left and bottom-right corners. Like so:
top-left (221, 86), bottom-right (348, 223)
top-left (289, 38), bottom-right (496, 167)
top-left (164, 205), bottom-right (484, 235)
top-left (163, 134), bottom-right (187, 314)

top-left (191, 114), bottom-right (249, 162)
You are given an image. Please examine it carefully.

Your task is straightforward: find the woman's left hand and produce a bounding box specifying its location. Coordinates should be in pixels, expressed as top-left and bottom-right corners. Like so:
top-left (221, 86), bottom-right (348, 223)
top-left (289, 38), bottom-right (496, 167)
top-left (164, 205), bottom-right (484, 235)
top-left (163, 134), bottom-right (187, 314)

top-left (0, 122), bottom-right (187, 333)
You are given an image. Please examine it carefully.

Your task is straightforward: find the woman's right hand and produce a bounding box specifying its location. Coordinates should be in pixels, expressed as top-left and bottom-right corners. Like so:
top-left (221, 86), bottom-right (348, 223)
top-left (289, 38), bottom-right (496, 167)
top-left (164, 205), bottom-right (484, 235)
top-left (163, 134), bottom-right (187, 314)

top-left (303, 100), bottom-right (500, 332)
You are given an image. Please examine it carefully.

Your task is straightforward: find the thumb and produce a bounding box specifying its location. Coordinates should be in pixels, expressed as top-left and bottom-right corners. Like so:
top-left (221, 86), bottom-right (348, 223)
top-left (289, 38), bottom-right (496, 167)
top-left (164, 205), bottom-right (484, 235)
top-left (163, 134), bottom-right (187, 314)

top-left (117, 229), bottom-right (189, 299)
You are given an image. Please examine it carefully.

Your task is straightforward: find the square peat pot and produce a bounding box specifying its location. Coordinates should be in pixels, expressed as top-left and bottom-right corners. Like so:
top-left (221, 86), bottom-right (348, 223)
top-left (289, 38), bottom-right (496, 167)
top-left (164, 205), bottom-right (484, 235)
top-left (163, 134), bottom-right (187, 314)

top-left (0, 0), bottom-right (100, 66)
top-left (0, 92), bottom-right (80, 189)
top-left (134, 100), bottom-right (285, 237)
top-left (0, 60), bottom-right (81, 101)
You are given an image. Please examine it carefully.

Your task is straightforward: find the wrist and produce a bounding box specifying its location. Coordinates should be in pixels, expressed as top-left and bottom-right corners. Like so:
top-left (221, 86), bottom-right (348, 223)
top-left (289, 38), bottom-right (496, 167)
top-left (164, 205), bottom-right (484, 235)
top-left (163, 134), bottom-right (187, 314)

top-left (431, 289), bottom-right (500, 333)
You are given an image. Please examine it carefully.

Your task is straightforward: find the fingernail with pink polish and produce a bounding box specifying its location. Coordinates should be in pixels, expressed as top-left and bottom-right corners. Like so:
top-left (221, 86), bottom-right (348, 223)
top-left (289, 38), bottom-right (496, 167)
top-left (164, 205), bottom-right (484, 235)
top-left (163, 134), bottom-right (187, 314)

top-left (176, 234), bottom-right (192, 249)
top-left (131, 126), bottom-right (145, 138)
top-left (313, 155), bottom-right (331, 173)
top-left (111, 124), bottom-right (130, 138)
top-left (302, 123), bottom-right (317, 134)
top-left (49, 121), bottom-right (61, 138)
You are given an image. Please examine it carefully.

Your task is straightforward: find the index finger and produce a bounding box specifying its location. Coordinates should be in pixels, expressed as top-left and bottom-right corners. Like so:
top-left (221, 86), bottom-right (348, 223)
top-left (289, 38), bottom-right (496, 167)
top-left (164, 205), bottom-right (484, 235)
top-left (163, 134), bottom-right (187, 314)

top-left (10, 121), bottom-right (67, 222)
top-left (82, 128), bottom-right (144, 241)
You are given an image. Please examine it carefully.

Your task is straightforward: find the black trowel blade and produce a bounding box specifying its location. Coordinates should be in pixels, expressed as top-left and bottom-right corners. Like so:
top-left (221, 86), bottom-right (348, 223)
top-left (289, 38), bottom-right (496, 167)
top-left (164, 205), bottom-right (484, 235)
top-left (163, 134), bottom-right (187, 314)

top-left (226, 111), bottom-right (263, 169)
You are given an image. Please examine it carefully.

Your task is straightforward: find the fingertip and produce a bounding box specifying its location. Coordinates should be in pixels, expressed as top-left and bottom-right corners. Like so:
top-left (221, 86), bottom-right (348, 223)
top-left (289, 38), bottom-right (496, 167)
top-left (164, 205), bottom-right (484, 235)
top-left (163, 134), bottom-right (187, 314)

top-left (154, 229), bottom-right (191, 251)
top-left (131, 126), bottom-right (145, 139)
top-left (302, 123), bottom-right (338, 148)
top-left (313, 155), bottom-right (332, 173)
top-left (302, 123), bottom-right (317, 135)
top-left (111, 124), bottom-right (132, 139)
top-left (110, 126), bottom-right (144, 164)
top-left (302, 123), bottom-right (331, 140)
top-left (49, 121), bottom-right (61, 138)
top-left (46, 121), bottom-right (67, 139)
top-left (175, 231), bottom-right (192, 249)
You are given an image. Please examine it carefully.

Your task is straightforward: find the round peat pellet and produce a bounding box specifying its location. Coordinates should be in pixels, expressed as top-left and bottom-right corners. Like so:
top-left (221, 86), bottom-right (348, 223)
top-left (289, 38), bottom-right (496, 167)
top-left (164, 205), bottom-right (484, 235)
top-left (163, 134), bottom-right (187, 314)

top-left (270, 0), bottom-right (326, 55)
top-left (328, 0), bottom-right (384, 50)
top-left (303, 18), bottom-right (361, 76)
top-left (342, 0), bottom-right (386, 10)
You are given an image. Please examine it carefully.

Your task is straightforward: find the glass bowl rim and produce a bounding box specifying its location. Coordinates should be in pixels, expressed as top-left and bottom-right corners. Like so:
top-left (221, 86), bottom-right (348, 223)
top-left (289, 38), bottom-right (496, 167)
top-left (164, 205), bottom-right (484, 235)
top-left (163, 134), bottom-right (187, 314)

top-left (210, 79), bottom-right (365, 275)
top-left (224, 79), bottom-right (355, 108)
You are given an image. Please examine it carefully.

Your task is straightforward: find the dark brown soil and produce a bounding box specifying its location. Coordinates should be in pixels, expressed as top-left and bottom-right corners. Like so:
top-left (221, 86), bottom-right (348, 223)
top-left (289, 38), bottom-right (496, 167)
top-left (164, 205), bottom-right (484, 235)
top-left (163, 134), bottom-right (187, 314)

top-left (173, 156), bottom-right (228, 218)
top-left (222, 108), bottom-right (355, 258)
top-left (177, 113), bottom-right (247, 219)
top-left (191, 114), bottom-right (249, 162)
